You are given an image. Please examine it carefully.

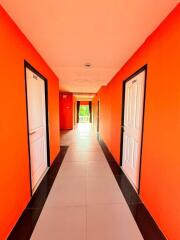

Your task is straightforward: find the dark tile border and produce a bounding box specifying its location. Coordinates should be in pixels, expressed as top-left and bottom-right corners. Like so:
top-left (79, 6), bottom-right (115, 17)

top-left (98, 136), bottom-right (166, 240)
top-left (8, 146), bottom-right (68, 240)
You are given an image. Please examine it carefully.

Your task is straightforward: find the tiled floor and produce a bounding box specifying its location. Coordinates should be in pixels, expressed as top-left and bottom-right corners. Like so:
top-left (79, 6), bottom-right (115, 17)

top-left (31, 123), bottom-right (143, 240)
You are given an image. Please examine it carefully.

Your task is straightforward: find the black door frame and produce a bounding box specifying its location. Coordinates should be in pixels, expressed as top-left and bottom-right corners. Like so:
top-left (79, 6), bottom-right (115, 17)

top-left (120, 64), bottom-right (147, 193)
top-left (77, 101), bottom-right (80, 123)
top-left (89, 101), bottom-right (92, 123)
top-left (24, 60), bottom-right (50, 196)
top-left (74, 101), bottom-right (76, 126)
top-left (97, 100), bottom-right (100, 132)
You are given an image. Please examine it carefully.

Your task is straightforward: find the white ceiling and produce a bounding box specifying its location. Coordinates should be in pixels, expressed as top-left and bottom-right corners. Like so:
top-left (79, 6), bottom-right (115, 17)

top-left (0, 0), bottom-right (177, 93)
top-left (74, 93), bottom-right (95, 101)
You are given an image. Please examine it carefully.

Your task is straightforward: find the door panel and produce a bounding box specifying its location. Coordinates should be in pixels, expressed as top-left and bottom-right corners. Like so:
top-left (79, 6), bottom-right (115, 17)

top-left (122, 70), bottom-right (145, 190)
top-left (59, 93), bottom-right (73, 129)
top-left (26, 68), bottom-right (48, 190)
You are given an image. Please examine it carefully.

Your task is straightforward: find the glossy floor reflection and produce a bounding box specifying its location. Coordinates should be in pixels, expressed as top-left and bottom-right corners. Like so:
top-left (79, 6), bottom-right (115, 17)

top-left (31, 124), bottom-right (143, 240)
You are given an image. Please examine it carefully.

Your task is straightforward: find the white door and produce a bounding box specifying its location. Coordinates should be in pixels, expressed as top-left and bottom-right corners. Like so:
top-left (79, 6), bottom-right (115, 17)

top-left (122, 70), bottom-right (145, 191)
top-left (26, 68), bottom-right (48, 191)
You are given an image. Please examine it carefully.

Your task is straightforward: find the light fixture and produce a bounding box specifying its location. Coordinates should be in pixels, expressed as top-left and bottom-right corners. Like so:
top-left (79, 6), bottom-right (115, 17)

top-left (84, 63), bottom-right (92, 68)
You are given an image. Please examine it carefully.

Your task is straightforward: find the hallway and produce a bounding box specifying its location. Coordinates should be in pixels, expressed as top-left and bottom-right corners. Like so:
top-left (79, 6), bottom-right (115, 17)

top-left (30, 124), bottom-right (143, 240)
top-left (0, 2), bottom-right (179, 239)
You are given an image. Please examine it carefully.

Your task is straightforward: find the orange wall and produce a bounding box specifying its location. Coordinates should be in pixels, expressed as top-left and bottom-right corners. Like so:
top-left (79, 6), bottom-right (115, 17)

top-left (59, 93), bottom-right (73, 129)
top-left (80, 101), bottom-right (89, 105)
top-left (93, 4), bottom-right (180, 240)
top-left (0, 6), bottom-right (60, 239)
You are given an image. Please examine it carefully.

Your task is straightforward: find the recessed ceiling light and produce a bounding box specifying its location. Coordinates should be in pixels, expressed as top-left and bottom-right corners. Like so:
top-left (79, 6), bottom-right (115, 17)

top-left (84, 63), bottom-right (92, 68)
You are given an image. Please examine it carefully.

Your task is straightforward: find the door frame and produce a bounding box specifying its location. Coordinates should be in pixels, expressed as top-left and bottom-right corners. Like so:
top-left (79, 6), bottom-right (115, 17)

top-left (24, 60), bottom-right (50, 196)
top-left (119, 64), bottom-right (147, 193)
top-left (89, 101), bottom-right (92, 123)
top-left (97, 100), bottom-right (100, 132)
top-left (77, 101), bottom-right (80, 123)
top-left (74, 101), bottom-right (76, 126)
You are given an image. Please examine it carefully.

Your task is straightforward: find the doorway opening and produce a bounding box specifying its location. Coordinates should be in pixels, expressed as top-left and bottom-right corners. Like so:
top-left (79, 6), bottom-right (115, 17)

top-left (79, 105), bottom-right (90, 123)
top-left (25, 61), bottom-right (50, 195)
top-left (120, 65), bottom-right (147, 192)
top-left (77, 101), bottom-right (92, 123)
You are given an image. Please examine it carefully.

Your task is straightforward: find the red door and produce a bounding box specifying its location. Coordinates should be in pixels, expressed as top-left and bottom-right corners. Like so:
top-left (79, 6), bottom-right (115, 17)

top-left (60, 93), bottom-right (73, 129)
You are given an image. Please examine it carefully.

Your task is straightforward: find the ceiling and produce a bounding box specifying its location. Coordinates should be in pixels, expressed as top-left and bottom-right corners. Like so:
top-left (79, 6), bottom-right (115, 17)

top-left (74, 93), bottom-right (95, 102)
top-left (0, 0), bottom-right (177, 93)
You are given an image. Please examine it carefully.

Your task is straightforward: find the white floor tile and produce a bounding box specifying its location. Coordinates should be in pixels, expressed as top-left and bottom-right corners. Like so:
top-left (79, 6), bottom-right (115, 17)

top-left (45, 177), bottom-right (86, 207)
top-left (64, 151), bottom-right (106, 162)
top-left (87, 204), bottom-right (143, 240)
top-left (86, 161), bottom-right (112, 177)
top-left (86, 176), bottom-right (126, 205)
top-left (31, 206), bottom-right (86, 240)
top-left (58, 162), bottom-right (87, 177)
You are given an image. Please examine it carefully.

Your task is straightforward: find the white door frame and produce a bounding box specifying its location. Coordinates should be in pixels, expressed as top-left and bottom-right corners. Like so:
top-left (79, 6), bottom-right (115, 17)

top-left (120, 65), bottom-right (147, 193)
top-left (24, 61), bottom-right (50, 195)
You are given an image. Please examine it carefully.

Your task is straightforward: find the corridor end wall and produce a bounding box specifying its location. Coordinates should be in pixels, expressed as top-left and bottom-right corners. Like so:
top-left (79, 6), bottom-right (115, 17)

top-left (93, 4), bottom-right (180, 240)
top-left (0, 6), bottom-right (60, 239)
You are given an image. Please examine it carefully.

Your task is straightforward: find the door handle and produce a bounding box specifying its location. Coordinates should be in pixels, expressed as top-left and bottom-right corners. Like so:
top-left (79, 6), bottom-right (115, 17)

top-left (29, 131), bottom-right (36, 135)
